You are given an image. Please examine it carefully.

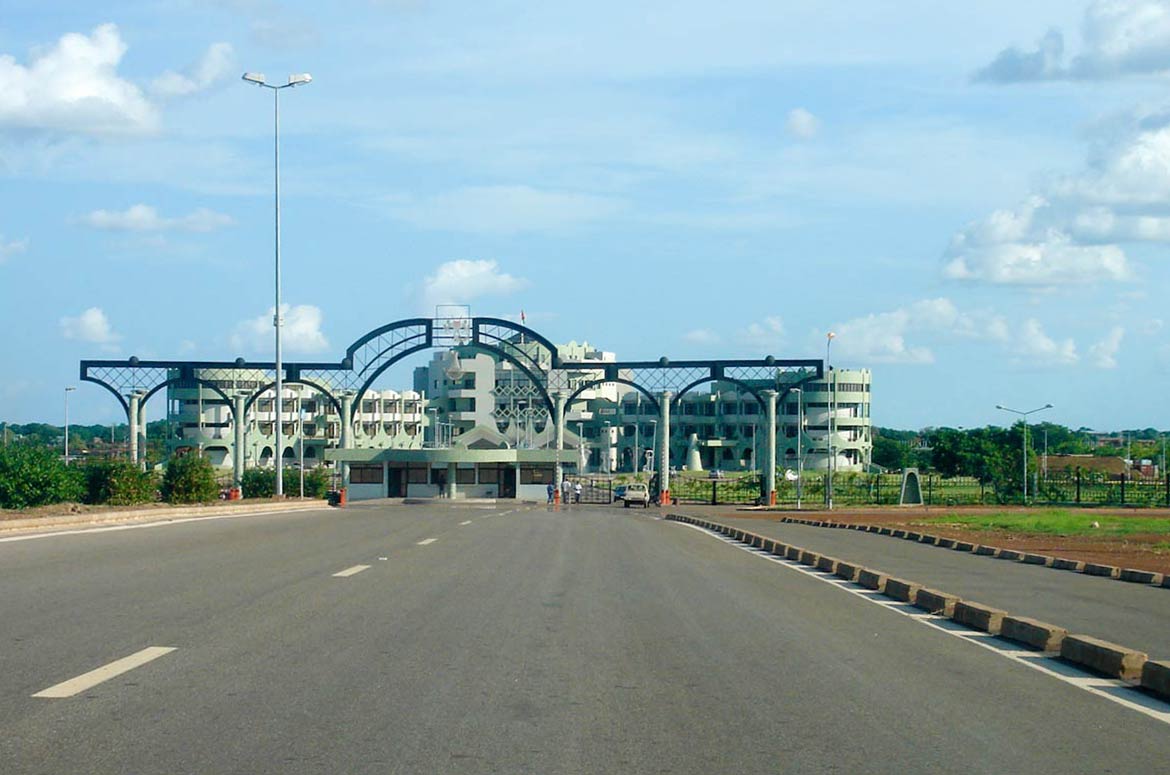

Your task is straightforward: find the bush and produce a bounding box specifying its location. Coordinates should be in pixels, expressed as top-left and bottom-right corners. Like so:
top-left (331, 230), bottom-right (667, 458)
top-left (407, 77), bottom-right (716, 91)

top-left (241, 466), bottom-right (333, 499)
top-left (240, 467), bottom-right (276, 499)
top-left (0, 443), bottom-right (84, 509)
top-left (83, 460), bottom-right (158, 506)
top-left (161, 453), bottom-right (219, 504)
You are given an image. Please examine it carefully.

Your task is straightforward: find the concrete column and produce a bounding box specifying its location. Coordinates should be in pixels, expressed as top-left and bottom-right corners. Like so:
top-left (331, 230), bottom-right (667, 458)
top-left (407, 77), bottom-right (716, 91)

top-left (138, 402), bottom-right (148, 471)
top-left (128, 392), bottom-right (140, 467)
top-left (514, 462), bottom-right (522, 500)
top-left (233, 393), bottom-right (247, 487)
top-left (340, 393), bottom-right (354, 488)
top-left (658, 391), bottom-right (672, 505)
top-left (763, 389), bottom-right (778, 506)
top-left (447, 462), bottom-right (457, 499)
top-left (553, 391), bottom-right (567, 502)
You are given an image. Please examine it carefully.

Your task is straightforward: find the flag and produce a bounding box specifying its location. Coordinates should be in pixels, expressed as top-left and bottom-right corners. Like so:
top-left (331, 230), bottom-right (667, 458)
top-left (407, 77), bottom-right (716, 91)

top-left (520, 309), bottom-right (526, 324)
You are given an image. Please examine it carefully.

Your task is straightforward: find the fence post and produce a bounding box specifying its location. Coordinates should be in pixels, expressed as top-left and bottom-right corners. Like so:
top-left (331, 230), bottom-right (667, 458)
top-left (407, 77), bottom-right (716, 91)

top-left (875, 475), bottom-right (881, 505)
top-left (1165, 472), bottom-right (1169, 508)
top-left (711, 480), bottom-right (717, 506)
top-left (1120, 474), bottom-right (1126, 505)
top-left (927, 474), bottom-right (933, 506)
top-left (1075, 468), bottom-right (1081, 505)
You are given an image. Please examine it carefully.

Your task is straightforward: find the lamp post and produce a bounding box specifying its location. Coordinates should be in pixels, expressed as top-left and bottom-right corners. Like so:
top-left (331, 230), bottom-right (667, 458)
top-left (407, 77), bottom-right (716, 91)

top-left (995, 403), bottom-right (1053, 504)
top-left (64, 386), bottom-right (76, 464)
top-left (826, 332), bottom-right (835, 509)
top-left (242, 70), bottom-right (312, 497)
top-left (791, 387), bottom-right (804, 510)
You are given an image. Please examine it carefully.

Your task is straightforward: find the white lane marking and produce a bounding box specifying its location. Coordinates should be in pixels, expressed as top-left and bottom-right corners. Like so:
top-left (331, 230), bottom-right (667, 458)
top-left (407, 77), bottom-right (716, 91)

top-left (460, 520), bottom-right (472, 526)
top-left (677, 522), bottom-right (1170, 726)
top-left (0, 507), bottom-right (329, 544)
top-left (418, 538), bottom-right (437, 545)
top-left (33, 646), bottom-right (176, 699)
top-left (333, 564), bottom-right (370, 577)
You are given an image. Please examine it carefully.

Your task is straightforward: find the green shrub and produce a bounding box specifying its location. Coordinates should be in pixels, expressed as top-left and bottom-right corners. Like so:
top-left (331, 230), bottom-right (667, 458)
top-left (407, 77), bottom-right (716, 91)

top-left (0, 443), bottom-right (84, 509)
top-left (241, 466), bottom-right (333, 499)
top-left (240, 467), bottom-right (276, 499)
top-left (161, 453), bottom-right (219, 504)
top-left (83, 460), bottom-right (158, 505)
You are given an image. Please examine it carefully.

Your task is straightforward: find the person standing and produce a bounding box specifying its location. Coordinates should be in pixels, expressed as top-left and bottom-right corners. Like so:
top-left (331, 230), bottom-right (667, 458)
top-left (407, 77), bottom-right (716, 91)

top-left (546, 481), bottom-right (555, 504)
top-left (561, 478), bottom-right (571, 504)
top-left (574, 481), bottom-right (582, 504)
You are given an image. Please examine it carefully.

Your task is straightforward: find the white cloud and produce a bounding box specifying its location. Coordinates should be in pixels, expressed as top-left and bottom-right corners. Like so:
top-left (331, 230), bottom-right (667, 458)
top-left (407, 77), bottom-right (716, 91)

top-left (0, 24), bottom-right (158, 134)
top-left (1055, 126), bottom-right (1170, 207)
top-left (151, 42), bottom-right (235, 98)
top-left (1088, 326), bottom-right (1125, 368)
top-left (230, 304), bottom-right (329, 355)
top-left (1013, 318), bottom-right (1079, 365)
top-left (785, 108), bottom-right (820, 140)
top-left (0, 234), bottom-right (28, 263)
top-left (683, 329), bottom-right (721, 346)
top-left (741, 316), bottom-right (785, 348)
top-left (976, 1), bottom-right (1170, 82)
top-left (79, 204), bottom-right (234, 232)
top-left (421, 259), bottom-right (528, 310)
top-left (1140, 318), bottom-right (1164, 335)
top-left (60, 307), bottom-right (120, 350)
top-left (387, 185), bottom-right (621, 235)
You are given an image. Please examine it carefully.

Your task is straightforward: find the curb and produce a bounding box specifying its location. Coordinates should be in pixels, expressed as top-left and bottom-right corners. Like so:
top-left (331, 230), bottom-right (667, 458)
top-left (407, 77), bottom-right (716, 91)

top-left (0, 499), bottom-right (328, 534)
top-left (766, 515), bottom-right (1166, 591)
top-left (666, 513), bottom-right (1169, 700)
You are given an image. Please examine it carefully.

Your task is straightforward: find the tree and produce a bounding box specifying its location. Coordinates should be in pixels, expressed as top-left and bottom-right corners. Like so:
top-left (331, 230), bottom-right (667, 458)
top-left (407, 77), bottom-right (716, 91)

top-left (0, 442), bottom-right (84, 509)
top-left (161, 453), bottom-right (219, 504)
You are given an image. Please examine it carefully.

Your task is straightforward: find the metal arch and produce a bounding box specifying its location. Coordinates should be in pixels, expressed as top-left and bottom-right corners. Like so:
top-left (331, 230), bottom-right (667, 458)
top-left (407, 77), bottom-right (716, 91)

top-left (345, 317), bottom-right (433, 361)
top-left (142, 377), bottom-right (235, 416)
top-left (465, 342), bottom-right (555, 419)
top-left (670, 376), bottom-right (768, 410)
top-left (472, 317), bottom-right (562, 368)
top-left (350, 340), bottom-right (437, 410)
top-left (80, 371), bottom-right (130, 414)
top-left (564, 378), bottom-right (661, 414)
top-left (244, 378), bottom-right (343, 416)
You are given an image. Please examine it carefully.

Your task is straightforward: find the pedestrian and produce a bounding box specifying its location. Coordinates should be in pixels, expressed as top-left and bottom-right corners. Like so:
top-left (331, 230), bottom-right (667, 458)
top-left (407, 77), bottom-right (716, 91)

top-left (561, 478), bottom-right (571, 504)
top-left (574, 481), bottom-right (582, 503)
top-left (547, 481), bottom-right (555, 504)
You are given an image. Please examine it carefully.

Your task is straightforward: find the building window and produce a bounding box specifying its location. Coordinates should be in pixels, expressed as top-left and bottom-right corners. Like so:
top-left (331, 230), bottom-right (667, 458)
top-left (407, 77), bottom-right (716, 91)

top-left (350, 464), bottom-right (383, 484)
top-left (478, 466), bottom-right (499, 483)
top-left (456, 467), bottom-right (476, 484)
top-left (520, 465), bottom-right (554, 484)
top-left (407, 466), bottom-right (427, 483)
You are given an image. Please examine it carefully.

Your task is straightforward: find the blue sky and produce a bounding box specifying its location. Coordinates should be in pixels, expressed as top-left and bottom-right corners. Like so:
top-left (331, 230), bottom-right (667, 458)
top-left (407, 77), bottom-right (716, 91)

top-left (2, 0), bottom-right (1168, 431)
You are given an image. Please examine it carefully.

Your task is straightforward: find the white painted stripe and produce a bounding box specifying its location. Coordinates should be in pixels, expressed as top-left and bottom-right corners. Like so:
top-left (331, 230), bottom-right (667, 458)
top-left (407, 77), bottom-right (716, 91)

top-left (677, 522), bottom-right (1170, 726)
top-left (0, 507), bottom-right (328, 544)
top-left (417, 538), bottom-right (437, 545)
top-left (33, 646), bottom-right (176, 698)
top-left (332, 564), bottom-right (370, 577)
top-left (460, 520), bottom-right (472, 526)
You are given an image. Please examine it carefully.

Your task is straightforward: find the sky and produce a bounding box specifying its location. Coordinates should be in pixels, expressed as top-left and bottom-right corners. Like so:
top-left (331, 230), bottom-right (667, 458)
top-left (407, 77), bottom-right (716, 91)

top-left (1, 0), bottom-right (1168, 431)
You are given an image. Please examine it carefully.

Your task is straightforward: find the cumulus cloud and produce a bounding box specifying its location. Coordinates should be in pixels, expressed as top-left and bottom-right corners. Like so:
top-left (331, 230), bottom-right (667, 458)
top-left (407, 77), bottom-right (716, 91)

top-left (976, 1), bottom-right (1170, 82)
top-left (741, 316), bottom-right (785, 347)
top-left (387, 185), bottom-right (621, 235)
top-left (60, 307), bottom-right (121, 350)
top-left (785, 108), bottom-right (820, 140)
top-left (231, 304), bottom-right (329, 355)
top-left (1014, 319), bottom-right (1079, 365)
top-left (79, 204), bottom-right (234, 232)
top-left (0, 23), bottom-right (158, 134)
top-left (683, 329), bottom-right (721, 346)
top-left (0, 234), bottom-right (28, 263)
top-left (1088, 326), bottom-right (1125, 368)
top-left (421, 259), bottom-right (528, 310)
top-left (151, 42), bottom-right (235, 98)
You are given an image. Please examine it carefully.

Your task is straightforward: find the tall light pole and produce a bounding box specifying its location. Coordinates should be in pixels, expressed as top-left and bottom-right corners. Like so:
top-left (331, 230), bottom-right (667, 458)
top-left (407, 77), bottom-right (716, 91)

top-left (64, 386), bottom-right (76, 464)
top-left (826, 332), bottom-right (835, 509)
top-left (243, 70), bottom-right (312, 497)
top-left (995, 403), bottom-right (1053, 504)
top-left (792, 387), bottom-right (804, 510)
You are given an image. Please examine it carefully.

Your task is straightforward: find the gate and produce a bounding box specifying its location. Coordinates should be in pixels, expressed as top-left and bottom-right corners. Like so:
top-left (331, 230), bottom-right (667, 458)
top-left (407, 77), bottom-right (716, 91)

top-left (566, 476), bottom-right (614, 504)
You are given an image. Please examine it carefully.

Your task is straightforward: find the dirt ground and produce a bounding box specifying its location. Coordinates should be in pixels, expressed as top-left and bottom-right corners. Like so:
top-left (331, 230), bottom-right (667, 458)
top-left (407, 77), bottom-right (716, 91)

top-left (0, 498), bottom-right (297, 522)
top-left (690, 504), bottom-right (1170, 576)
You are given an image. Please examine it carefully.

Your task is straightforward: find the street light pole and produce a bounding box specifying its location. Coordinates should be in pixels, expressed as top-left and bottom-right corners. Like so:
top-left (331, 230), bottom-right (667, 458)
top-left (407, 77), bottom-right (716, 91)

top-left (826, 332), bottom-right (835, 509)
top-left (243, 70), bottom-right (312, 497)
top-left (792, 387), bottom-right (804, 510)
top-left (995, 403), bottom-right (1053, 504)
top-left (64, 386), bottom-right (76, 464)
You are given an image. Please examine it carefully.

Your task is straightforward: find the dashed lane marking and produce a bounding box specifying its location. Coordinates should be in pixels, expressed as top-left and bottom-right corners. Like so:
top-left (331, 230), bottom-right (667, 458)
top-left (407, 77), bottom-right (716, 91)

top-left (677, 522), bottom-right (1170, 726)
top-left (33, 646), bottom-right (177, 699)
top-left (460, 520), bottom-right (473, 526)
top-left (332, 564), bottom-right (371, 577)
top-left (418, 538), bottom-right (437, 545)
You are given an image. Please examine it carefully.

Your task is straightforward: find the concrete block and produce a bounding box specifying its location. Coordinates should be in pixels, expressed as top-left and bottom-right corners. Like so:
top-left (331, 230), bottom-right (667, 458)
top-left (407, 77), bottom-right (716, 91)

top-left (905, 531), bottom-right (921, 541)
top-left (1083, 563), bottom-right (1121, 578)
top-left (1022, 553), bottom-right (1054, 566)
top-left (879, 527), bottom-right (893, 535)
top-left (857, 568), bottom-right (887, 592)
top-left (914, 588), bottom-right (959, 616)
top-left (867, 525), bottom-right (882, 533)
top-left (891, 529), bottom-right (907, 538)
top-left (770, 542), bottom-right (788, 556)
top-left (919, 534), bottom-right (940, 545)
top-left (973, 545), bottom-right (1000, 557)
top-left (953, 601), bottom-right (1008, 634)
top-left (953, 541), bottom-right (976, 552)
top-left (1119, 568), bottom-right (1164, 585)
top-left (1060, 634), bottom-right (1147, 680)
top-left (750, 534), bottom-right (764, 548)
top-left (1053, 558), bottom-right (1085, 571)
top-left (1141, 661), bottom-right (1170, 700)
top-left (936, 537), bottom-right (957, 549)
top-left (835, 561), bottom-right (861, 582)
top-left (1163, 575), bottom-right (1170, 588)
top-left (998, 549), bottom-right (1025, 561)
top-left (799, 549), bottom-right (820, 567)
top-left (884, 577), bottom-right (921, 603)
top-left (761, 538), bottom-right (774, 553)
top-left (785, 545), bottom-right (802, 561)
top-left (1002, 616), bottom-right (1067, 652)
top-left (815, 555), bottom-right (839, 574)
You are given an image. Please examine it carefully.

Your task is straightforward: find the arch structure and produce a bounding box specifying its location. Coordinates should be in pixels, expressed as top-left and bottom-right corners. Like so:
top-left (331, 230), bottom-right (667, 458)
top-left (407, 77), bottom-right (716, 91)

top-left (80, 315), bottom-right (822, 500)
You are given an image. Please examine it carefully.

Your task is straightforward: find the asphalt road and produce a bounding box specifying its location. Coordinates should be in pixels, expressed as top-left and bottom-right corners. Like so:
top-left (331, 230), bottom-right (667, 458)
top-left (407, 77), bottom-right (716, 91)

top-left (2, 500), bottom-right (1169, 774)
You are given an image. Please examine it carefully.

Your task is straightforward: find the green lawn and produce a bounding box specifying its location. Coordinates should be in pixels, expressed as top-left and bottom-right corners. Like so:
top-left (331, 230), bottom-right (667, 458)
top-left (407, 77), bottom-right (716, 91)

top-left (915, 509), bottom-right (1170, 537)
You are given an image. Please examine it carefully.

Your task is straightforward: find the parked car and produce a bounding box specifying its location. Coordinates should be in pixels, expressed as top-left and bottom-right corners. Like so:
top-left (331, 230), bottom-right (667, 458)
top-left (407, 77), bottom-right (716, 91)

top-left (623, 482), bottom-right (650, 508)
top-left (613, 484), bottom-right (628, 501)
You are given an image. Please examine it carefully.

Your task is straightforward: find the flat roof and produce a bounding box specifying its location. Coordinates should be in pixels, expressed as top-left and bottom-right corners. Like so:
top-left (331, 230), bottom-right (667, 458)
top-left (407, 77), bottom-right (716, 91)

top-left (325, 447), bottom-right (563, 465)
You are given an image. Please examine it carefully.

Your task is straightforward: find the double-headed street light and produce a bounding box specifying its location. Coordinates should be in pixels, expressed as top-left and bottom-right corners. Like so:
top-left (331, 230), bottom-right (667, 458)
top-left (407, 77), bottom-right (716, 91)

top-left (995, 403), bottom-right (1053, 504)
top-left (242, 71), bottom-right (312, 496)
